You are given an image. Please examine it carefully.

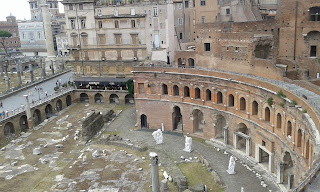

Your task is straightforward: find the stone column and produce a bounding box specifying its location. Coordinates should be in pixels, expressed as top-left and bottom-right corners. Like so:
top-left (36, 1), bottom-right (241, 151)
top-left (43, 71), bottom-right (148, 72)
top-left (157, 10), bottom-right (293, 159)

top-left (277, 162), bottom-right (284, 184)
top-left (17, 61), bottom-right (22, 87)
top-left (40, 4), bottom-right (56, 70)
top-left (50, 60), bottom-right (54, 75)
top-left (223, 127), bottom-right (228, 145)
top-left (246, 138), bottom-right (250, 156)
top-left (24, 95), bottom-right (33, 130)
top-left (61, 58), bottom-right (65, 71)
top-left (29, 64), bottom-right (34, 83)
top-left (4, 75), bottom-right (10, 91)
top-left (233, 133), bottom-right (237, 149)
top-left (287, 173), bottom-right (294, 189)
top-left (41, 58), bottom-right (46, 79)
top-left (149, 152), bottom-right (160, 192)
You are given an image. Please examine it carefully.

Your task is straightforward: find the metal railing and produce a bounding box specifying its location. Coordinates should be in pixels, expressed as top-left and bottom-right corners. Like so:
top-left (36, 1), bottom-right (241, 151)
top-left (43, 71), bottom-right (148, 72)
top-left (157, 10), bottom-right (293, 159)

top-left (292, 162), bottom-right (320, 192)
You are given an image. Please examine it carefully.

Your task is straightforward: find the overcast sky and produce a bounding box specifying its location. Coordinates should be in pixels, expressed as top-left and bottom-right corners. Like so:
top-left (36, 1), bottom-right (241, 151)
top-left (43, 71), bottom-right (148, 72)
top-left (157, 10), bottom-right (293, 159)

top-left (0, 0), bottom-right (64, 21)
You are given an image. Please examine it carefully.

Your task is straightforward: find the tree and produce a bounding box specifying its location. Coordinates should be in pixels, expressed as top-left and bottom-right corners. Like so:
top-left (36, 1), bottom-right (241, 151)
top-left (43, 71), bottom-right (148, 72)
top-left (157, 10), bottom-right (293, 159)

top-left (126, 79), bottom-right (134, 96)
top-left (0, 30), bottom-right (12, 56)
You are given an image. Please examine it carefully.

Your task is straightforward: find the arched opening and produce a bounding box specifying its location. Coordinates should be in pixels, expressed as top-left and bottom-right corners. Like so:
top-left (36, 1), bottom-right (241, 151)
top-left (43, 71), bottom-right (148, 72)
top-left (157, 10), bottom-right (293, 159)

top-left (240, 97), bottom-right (246, 111)
top-left (94, 93), bottom-right (104, 103)
top-left (195, 88), bottom-right (201, 99)
top-left (56, 99), bottom-right (62, 112)
top-left (177, 58), bottom-right (184, 67)
top-left (252, 101), bottom-right (258, 115)
top-left (297, 129), bottom-right (302, 148)
top-left (217, 91), bottom-right (223, 104)
top-left (19, 115), bottom-right (29, 132)
top-left (276, 113), bottom-right (282, 129)
top-left (236, 123), bottom-right (249, 154)
top-left (66, 95), bottom-right (72, 106)
top-left (141, 114), bottom-right (148, 128)
top-left (206, 89), bottom-right (211, 101)
top-left (80, 93), bottom-right (89, 102)
top-left (109, 94), bottom-right (119, 104)
top-left (172, 106), bottom-right (183, 131)
top-left (125, 94), bottom-right (134, 104)
top-left (188, 58), bottom-right (195, 68)
top-left (192, 109), bottom-right (204, 133)
top-left (283, 152), bottom-right (294, 186)
top-left (162, 84), bottom-right (168, 95)
top-left (228, 94), bottom-right (234, 107)
top-left (184, 86), bottom-right (190, 97)
top-left (287, 121), bottom-right (292, 138)
top-left (33, 109), bottom-right (41, 126)
top-left (173, 85), bottom-right (179, 96)
top-left (4, 122), bottom-right (15, 139)
top-left (45, 104), bottom-right (53, 119)
top-left (215, 114), bottom-right (226, 141)
top-left (265, 107), bottom-right (270, 122)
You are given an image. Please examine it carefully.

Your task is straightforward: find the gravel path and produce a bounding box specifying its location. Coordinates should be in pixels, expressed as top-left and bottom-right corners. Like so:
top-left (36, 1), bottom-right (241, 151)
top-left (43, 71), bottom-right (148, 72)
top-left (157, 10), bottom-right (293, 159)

top-left (105, 106), bottom-right (280, 192)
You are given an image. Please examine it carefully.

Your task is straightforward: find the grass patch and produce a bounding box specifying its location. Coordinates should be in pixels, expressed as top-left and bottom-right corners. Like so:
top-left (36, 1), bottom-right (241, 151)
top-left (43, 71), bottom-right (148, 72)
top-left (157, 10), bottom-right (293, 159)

top-left (113, 105), bottom-right (131, 112)
top-left (178, 163), bottom-right (224, 192)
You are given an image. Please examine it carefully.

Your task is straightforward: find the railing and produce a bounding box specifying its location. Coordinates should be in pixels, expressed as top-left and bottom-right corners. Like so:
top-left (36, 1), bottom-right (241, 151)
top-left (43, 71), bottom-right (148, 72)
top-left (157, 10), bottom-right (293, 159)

top-left (292, 162), bottom-right (320, 192)
top-left (0, 87), bottom-right (74, 122)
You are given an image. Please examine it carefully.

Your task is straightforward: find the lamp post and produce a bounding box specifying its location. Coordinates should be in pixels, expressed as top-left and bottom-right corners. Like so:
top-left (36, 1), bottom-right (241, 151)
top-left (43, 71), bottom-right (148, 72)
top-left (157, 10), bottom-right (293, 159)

top-left (37, 87), bottom-right (41, 100)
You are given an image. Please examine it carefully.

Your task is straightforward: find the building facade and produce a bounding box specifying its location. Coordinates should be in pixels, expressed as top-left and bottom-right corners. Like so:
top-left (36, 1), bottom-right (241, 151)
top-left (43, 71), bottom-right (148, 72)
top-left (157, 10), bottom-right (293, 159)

top-left (0, 15), bottom-right (21, 51)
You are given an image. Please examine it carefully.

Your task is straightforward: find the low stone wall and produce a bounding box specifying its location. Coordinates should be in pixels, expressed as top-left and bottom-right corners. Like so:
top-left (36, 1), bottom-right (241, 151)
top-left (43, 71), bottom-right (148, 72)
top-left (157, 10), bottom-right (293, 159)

top-left (82, 110), bottom-right (115, 142)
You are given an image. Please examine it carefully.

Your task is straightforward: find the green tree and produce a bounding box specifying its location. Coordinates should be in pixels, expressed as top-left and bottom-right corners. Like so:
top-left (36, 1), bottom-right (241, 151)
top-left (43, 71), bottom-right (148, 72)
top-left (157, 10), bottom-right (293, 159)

top-left (0, 30), bottom-right (12, 55)
top-left (126, 79), bottom-right (134, 96)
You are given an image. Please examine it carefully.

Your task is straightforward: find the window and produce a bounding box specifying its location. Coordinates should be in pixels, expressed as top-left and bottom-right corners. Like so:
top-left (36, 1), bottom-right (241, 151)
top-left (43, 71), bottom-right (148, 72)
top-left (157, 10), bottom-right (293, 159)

top-left (38, 32), bottom-right (41, 39)
top-left (81, 19), bottom-right (86, 28)
top-left (69, 4), bottom-right (73, 10)
top-left (131, 20), bottom-right (136, 28)
top-left (98, 34), bottom-right (105, 44)
top-left (50, 3), bottom-right (52, 8)
top-left (201, 16), bottom-right (205, 24)
top-left (70, 19), bottom-right (75, 29)
top-left (226, 8), bottom-right (230, 15)
top-left (204, 43), bottom-right (210, 51)
top-left (178, 3), bottom-right (183, 9)
top-left (153, 7), bottom-right (158, 16)
top-left (131, 34), bottom-right (138, 44)
top-left (98, 21), bottom-right (103, 29)
top-left (97, 9), bottom-right (102, 16)
top-left (31, 4), bottom-right (33, 9)
top-left (54, 3), bottom-right (57, 8)
top-left (309, 7), bottom-right (320, 21)
top-left (115, 20), bottom-right (119, 28)
top-left (227, 47), bottom-right (229, 51)
top-left (79, 4), bottom-right (83, 10)
top-left (130, 8), bottom-right (135, 15)
top-left (35, 3), bottom-right (37, 8)
top-left (179, 33), bottom-right (183, 40)
top-left (138, 83), bottom-right (145, 94)
top-left (201, 0), bottom-right (206, 6)
top-left (185, 1), bottom-right (189, 8)
top-left (178, 18), bottom-right (183, 25)
top-left (311, 46), bottom-right (317, 57)
top-left (235, 47), bottom-right (239, 52)
top-left (217, 0), bottom-right (220, 5)
top-left (115, 34), bottom-right (121, 44)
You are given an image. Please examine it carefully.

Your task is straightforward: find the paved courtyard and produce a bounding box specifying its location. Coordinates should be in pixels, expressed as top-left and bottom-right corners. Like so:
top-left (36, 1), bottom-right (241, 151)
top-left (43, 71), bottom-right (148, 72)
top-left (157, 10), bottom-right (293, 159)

top-left (0, 103), bottom-right (279, 192)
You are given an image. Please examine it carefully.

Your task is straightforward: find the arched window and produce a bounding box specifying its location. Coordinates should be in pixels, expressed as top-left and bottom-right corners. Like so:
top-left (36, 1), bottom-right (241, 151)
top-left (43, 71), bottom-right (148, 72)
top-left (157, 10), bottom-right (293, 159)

top-left (228, 94), bottom-right (234, 107)
top-left (287, 121), bottom-right (292, 137)
top-left (162, 84), bottom-right (168, 95)
top-left (265, 107), bottom-right (270, 122)
top-left (276, 113), bottom-right (282, 129)
top-left (195, 88), bottom-right (201, 99)
top-left (240, 97), bottom-right (246, 111)
top-left (252, 101), bottom-right (258, 115)
top-left (297, 129), bottom-right (302, 147)
top-left (173, 85), bottom-right (179, 96)
top-left (217, 91), bottom-right (223, 104)
top-left (184, 86), bottom-right (190, 97)
top-left (206, 89), bottom-right (211, 101)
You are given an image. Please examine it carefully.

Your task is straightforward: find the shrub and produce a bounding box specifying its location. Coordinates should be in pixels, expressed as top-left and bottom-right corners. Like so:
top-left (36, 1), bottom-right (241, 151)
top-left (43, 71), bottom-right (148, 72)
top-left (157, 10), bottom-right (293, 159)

top-left (54, 86), bottom-right (59, 91)
top-left (291, 100), bottom-right (297, 106)
top-left (126, 79), bottom-right (134, 96)
top-left (62, 83), bottom-right (67, 87)
top-left (277, 90), bottom-right (286, 98)
top-left (267, 97), bottom-right (273, 106)
top-left (279, 103), bottom-right (285, 108)
top-left (302, 109), bottom-right (307, 113)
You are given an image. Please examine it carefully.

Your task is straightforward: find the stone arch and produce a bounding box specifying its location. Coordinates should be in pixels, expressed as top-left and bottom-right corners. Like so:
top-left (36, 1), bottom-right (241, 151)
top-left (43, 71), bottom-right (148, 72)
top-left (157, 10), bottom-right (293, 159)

top-left (173, 85), bottom-right (179, 96)
top-left (206, 89), bottom-right (211, 101)
top-left (141, 114), bottom-right (148, 128)
top-left (80, 93), bottom-right (89, 102)
top-left (188, 58), bottom-right (195, 68)
top-left (33, 109), bottom-right (41, 126)
top-left (109, 94), bottom-right (119, 104)
top-left (172, 106), bottom-right (183, 131)
top-left (195, 87), bottom-right (201, 99)
top-left (56, 99), bottom-right (62, 112)
top-left (192, 109), bottom-right (204, 133)
top-left (184, 86), bottom-right (190, 97)
top-left (4, 122), bottom-right (15, 139)
top-left (45, 104), bottom-right (53, 119)
top-left (217, 91), bottom-right (223, 104)
top-left (235, 123), bottom-right (249, 154)
top-left (228, 94), bottom-right (234, 107)
top-left (283, 152), bottom-right (294, 185)
top-left (297, 129), bottom-right (302, 148)
top-left (238, 123), bottom-right (249, 135)
top-left (94, 93), bottom-right (104, 103)
top-left (276, 113), bottom-right (282, 129)
top-left (240, 97), bottom-right (246, 111)
top-left (19, 115), bottom-right (28, 132)
top-left (125, 94), bottom-right (134, 104)
top-left (252, 100), bottom-right (258, 115)
top-left (177, 58), bottom-right (183, 67)
top-left (66, 95), bottom-right (72, 106)
top-left (287, 120), bottom-right (292, 137)
top-left (215, 114), bottom-right (226, 140)
top-left (162, 84), bottom-right (168, 95)
top-left (265, 107), bottom-right (270, 122)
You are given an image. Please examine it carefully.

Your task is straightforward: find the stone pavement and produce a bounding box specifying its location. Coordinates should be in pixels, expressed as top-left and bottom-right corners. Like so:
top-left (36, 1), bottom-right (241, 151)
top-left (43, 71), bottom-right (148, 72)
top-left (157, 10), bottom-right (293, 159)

top-left (105, 106), bottom-right (280, 192)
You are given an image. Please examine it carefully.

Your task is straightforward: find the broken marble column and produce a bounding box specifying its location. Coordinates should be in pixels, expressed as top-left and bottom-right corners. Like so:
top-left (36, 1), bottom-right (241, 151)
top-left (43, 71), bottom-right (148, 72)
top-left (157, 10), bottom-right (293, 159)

top-left (287, 173), bottom-right (294, 190)
top-left (40, 58), bottom-right (46, 79)
top-left (183, 136), bottom-right (192, 153)
top-left (227, 155), bottom-right (236, 175)
top-left (50, 60), bottom-right (54, 75)
top-left (150, 152), bottom-right (160, 192)
top-left (161, 179), bottom-right (168, 190)
top-left (24, 95), bottom-right (34, 130)
top-left (17, 61), bottom-right (22, 87)
top-left (277, 162), bottom-right (284, 184)
top-left (33, 147), bottom-right (42, 155)
top-left (29, 64), bottom-right (34, 83)
top-left (152, 129), bottom-right (163, 144)
top-left (61, 58), bottom-right (65, 71)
